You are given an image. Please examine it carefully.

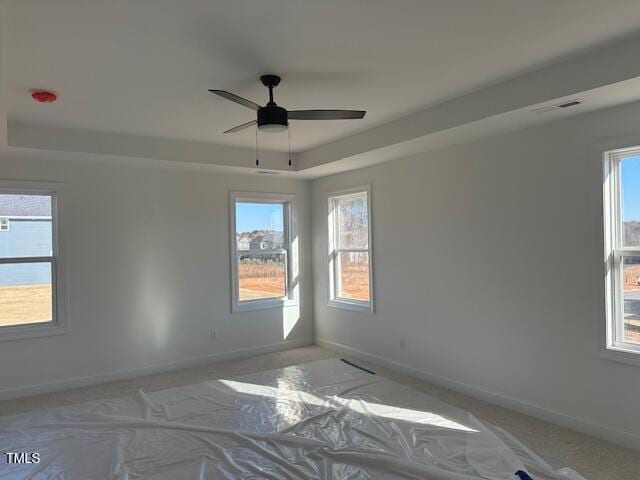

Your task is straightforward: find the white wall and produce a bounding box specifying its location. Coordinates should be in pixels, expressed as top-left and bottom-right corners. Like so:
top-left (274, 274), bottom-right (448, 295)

top-left (311, 100), bottom-right (640, 449)
top-left (0, 153), bottom-right (313, 398)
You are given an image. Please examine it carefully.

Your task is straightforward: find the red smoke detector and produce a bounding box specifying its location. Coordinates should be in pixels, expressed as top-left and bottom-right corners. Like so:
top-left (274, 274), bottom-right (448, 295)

top-left (31, 91), bottom-right (57, 103)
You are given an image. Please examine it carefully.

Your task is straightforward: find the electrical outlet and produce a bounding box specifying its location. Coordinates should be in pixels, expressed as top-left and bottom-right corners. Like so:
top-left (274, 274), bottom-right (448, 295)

top-left (210, 328), bottom-right (217, 341)
top-left (399, 337), bottom-right (406, 349)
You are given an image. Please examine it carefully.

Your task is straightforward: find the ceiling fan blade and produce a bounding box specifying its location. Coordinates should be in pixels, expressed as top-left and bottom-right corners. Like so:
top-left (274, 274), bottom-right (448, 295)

top-left (209, 90), bottom-right (261, 111)
top-left (223, 119), bottom-right (257, 134)
top-left (288, 109), bottom-right (366, 120)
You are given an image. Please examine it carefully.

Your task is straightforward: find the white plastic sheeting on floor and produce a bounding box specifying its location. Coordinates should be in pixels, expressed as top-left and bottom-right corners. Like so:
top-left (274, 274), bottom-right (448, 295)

top-left (0, 358), bottom-right (586, 479)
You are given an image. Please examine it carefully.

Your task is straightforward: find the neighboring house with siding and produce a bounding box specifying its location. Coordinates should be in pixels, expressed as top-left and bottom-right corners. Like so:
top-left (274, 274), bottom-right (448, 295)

top-left (249, 235), bottom-right (267, 251)
top-left (263, 231), bottom-right (283, 249)
top-left (237, 235), bottom-right (251, 251)
top-left (248, 232), bottom-right (283, 251)
top-left (0, 195), bottom-right (52, 286)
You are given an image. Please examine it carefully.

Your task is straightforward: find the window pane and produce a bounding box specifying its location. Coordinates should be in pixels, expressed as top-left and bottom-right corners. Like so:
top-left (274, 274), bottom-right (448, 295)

top-left (0, 262), bottom-right (52, 327)
top-left (236, 202), bottom-right (284, 251)
top-left (620, 156), bottom-right (640, 246)
top-left (336, 193), bottom-right (368, 249)
top-left (238, 253), bottom-right (286, 301)
top-left (623, 256), bottom-right (640, 344)
top-left (0, 194), bottom-right (53, 258)
top-left (338, 251), bottom-right (370, 302)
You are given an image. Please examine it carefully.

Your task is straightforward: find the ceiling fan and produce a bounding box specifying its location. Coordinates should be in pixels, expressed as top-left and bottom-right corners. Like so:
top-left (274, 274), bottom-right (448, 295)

top-left (209, 74), bottom-right (366, 134)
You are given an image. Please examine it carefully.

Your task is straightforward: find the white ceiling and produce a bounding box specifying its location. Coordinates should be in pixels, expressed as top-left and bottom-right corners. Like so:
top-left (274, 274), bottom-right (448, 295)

top-left (6, 0), bottom-right (640, 153)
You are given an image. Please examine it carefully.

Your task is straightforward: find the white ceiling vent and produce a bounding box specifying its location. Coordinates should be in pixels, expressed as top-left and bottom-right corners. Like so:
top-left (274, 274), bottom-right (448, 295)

top-left (531, 99), bottom-right (583, 114)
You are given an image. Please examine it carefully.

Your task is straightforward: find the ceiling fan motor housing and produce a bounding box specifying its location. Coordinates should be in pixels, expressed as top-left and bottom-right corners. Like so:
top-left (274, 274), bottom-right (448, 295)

top-left (258, 105), bottom-right (288, 132)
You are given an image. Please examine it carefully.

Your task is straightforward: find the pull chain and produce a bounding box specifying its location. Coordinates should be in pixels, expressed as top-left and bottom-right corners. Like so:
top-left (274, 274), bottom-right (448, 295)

top-left (288, 124), bottom-right (292, 167)
top-left (255, 125), bottom-right (259, 167)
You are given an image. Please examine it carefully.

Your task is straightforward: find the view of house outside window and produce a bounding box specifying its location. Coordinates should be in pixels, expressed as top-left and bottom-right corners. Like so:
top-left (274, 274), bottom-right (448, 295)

top-left (0, 194), bottom-right (54, 327)
top-left (619, 155), bottom-right (640, 345)
top-left (235, 202), bottom-right (287, 302)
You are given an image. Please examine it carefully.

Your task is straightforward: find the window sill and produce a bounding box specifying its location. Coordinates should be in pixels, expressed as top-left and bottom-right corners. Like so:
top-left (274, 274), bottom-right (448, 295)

top-left (232, 298), bottom-right (298, 313)
top-left (0, 321), bottom-right (68, 342)
top-left (327, 299), bottom-right (373, 314)
top-left (599, 343), bottom-right (640, 367)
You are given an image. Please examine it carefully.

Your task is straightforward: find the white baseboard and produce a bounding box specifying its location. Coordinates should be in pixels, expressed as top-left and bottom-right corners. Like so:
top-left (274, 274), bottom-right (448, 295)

top-left (0, 337), bottom-right (313, 401)
top-left (316, 337), bottom-right (640, 451)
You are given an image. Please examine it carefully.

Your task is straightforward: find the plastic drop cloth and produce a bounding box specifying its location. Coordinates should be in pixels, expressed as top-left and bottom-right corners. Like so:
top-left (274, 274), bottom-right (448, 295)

top-left (0, 358), bottom-right (587, 480)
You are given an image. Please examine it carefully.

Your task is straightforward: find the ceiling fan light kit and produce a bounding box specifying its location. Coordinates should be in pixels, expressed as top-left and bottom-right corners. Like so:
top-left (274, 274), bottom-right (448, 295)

top-left (257, 109), bottom-right (288, 132)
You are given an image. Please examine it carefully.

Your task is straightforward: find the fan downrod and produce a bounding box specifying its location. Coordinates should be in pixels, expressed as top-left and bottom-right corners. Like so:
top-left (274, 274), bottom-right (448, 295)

top-left (261, 74), bottom-right (281, 105)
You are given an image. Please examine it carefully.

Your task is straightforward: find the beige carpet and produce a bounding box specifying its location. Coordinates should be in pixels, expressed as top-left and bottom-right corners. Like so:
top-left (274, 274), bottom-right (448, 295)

top-left (0, 346), bottom-right (637, 480)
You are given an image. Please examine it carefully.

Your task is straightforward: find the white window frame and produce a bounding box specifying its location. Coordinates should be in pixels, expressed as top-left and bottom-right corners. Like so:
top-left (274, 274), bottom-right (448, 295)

top-left (603, 147), bottom-right (640, 362)
top-left (229, 191), bottom-right (298, 313)
top-left (326, 185), bottom-right (374, 313)
top-left (0, 181), bottom-right (68, 342)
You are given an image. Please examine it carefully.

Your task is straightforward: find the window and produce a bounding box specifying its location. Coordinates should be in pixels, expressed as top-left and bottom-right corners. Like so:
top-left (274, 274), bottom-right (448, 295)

top-left (230, 192), bottom-right (297, 312)
top-left (0, 188), bottom-right (67, 340)
top-left (327, 186), bottom-right (373, 312)
top-left (604, 148), bottom-right (640, 358)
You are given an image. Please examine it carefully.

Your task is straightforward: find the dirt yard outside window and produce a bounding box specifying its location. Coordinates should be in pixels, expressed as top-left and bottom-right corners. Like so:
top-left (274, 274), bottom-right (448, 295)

top-left (0, 284), bottom-right (52, 327)
top-left (623, 263), bottom-right (640, 343)
top-left (238, 262), bottom-right (285, 301)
